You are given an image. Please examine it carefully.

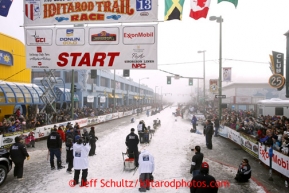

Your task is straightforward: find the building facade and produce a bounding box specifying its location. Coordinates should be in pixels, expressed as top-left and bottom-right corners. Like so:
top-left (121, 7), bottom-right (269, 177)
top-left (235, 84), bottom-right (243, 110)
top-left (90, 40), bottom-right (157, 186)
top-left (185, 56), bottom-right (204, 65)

top-left (0, 33), bottom-right (44, 121)
top-left (32, 69), bottom-right (154, 109)
top-left (221, 83), bottom-right (286, 112)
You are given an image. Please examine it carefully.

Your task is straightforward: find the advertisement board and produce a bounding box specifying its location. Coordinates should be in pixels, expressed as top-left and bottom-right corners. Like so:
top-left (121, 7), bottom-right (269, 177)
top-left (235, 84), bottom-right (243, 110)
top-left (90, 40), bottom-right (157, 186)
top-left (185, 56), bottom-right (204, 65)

top-left (24, 0), bottom-right (158, 26)
top-left (218, 125), bottom-right (228, 138)
top-left (240, 133), bottom-right (258, 158)
top-left (259, 143), bottom-right (289, 177)
top-left (25, 25), bottom-right (157, 69)
top-left (227, 128), bottom-right (241, 145)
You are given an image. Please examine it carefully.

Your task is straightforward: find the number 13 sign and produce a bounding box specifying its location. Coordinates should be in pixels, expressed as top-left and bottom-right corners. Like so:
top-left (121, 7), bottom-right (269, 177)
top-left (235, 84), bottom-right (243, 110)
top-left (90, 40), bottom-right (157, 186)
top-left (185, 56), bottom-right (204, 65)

top-left (268, 74), bottom-right (285, 88)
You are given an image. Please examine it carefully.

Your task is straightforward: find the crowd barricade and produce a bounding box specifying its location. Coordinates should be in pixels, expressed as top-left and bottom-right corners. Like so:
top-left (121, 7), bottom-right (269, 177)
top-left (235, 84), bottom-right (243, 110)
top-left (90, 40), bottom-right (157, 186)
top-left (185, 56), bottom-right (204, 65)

top-left (259, 143), bottom-right (289, 177)
top-left (218, 125), bottom-right (289, 177)
top-left (0, 107), bottom-right (150, 149)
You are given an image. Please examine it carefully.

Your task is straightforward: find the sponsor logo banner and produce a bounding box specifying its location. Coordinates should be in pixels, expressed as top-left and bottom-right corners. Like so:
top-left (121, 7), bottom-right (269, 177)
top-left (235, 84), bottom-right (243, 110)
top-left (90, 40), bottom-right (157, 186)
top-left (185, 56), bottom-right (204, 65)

top-left (259, 143), bottom-right (289, 177)
top-left (240, 133), bottom-right (258, 158)
top-left (218, 125), bottom-right (228, 138)
top-left (118, 112), bottom-right (124, 118)
top-left (227, 127), bottom-right (241, 145)
top-left (105, 114), bottom-right (113, 121)
top-left (98, 115), bottom-right (106, 123)
top-left (25, 25), bottom-right (157, 69)
top-left (24, 0), bottom-right (158, 26)
top-left (112, 112), bottom-right (118, 119)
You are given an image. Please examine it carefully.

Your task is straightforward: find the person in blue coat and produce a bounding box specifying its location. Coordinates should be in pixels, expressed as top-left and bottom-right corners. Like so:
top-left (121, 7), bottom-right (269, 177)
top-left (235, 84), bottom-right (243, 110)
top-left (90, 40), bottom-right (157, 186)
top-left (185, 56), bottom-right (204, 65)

top-left (191, 115), bottom-right (198, 131)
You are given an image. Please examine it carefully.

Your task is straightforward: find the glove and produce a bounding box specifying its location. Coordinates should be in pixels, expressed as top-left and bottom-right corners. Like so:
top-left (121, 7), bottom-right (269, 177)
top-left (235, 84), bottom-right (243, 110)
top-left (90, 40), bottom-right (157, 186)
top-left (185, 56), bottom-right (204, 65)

top-left (27, 156), bottom-right (30, 160)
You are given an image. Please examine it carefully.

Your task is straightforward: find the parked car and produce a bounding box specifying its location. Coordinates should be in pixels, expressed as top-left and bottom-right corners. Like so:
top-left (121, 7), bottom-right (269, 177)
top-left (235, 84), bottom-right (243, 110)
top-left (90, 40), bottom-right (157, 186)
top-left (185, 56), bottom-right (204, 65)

top-left (0, 148), bottom-right (12, 186)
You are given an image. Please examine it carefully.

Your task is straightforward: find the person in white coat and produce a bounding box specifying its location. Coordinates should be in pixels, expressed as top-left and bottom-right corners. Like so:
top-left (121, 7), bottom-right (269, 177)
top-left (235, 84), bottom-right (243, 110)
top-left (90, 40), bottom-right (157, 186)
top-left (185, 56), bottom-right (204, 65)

top-left (138, 149), bottom-right (154, 192)
top-left (73, 136), bottom-right (91, 186)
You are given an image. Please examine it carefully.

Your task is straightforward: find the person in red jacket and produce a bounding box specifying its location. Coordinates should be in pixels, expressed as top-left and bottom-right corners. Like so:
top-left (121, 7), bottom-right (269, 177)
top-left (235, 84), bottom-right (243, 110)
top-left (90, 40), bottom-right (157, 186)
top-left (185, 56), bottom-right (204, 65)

top-left (57, 126), bottom-right (66, 143)
top-left (25, 132), bottom-right (35, 148)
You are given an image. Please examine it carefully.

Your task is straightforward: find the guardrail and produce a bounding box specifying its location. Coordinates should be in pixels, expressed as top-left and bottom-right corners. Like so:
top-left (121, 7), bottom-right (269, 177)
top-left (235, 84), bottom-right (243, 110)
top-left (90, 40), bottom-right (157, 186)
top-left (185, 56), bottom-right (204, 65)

top-left (0, 106), bottom-right (153, 148)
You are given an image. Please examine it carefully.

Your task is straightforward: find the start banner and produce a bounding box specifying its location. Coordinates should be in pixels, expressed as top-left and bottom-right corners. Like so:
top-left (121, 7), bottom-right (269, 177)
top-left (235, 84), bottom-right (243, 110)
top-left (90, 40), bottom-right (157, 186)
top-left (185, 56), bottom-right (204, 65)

top-left (25, 24), bottom-right (158, 69)
top-left (24, 0), bottom-right (158, 26)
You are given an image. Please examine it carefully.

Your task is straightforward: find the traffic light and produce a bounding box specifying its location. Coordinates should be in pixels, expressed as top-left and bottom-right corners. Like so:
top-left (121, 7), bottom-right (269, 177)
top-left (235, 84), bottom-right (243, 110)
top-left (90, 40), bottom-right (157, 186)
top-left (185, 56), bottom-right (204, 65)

top-left (167, 77), bottom-right (171, 84)
top-left (123, 70), bottom-right (130, 77)
top-left (74, 85), bottom-right (77, 92)
top-left (189, 78), bottom-right (193, 86)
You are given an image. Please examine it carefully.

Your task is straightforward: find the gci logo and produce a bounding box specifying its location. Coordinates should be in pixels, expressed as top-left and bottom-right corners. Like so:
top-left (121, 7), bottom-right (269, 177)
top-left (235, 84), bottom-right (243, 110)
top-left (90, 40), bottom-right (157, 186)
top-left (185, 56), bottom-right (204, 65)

top-left (132, 63), bottom-right (146, 68)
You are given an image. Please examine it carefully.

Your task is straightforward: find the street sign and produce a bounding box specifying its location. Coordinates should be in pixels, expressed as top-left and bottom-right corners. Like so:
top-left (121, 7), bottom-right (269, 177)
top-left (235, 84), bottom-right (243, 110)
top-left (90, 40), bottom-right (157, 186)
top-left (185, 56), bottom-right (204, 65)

top-left (268, 74), bottom-right (285, 89)
top-left (215, 95), bottom-right (226, 99)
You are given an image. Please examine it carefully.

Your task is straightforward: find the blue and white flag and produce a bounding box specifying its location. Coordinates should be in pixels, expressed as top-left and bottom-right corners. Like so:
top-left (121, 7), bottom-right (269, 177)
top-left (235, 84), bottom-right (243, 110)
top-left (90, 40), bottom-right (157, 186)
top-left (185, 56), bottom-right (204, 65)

top-left (0, 0), bottom-right (13, 17)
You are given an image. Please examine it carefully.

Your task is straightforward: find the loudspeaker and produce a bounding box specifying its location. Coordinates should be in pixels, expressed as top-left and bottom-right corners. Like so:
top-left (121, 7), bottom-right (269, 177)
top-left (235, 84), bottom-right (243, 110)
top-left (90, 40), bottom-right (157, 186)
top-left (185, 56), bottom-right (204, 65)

top-left (123, 70), bottom-right (130, 77)
top-left (91, 70), bottom-right (97, 79)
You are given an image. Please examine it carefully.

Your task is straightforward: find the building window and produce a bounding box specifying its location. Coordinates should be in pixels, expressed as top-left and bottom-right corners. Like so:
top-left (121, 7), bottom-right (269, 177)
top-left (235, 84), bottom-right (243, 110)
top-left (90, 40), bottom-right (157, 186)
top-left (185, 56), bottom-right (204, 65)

top-left (100, 77), bottom-right (107, 87)
top-left (275, 107), bottom-right (284, 115)
top-left (32, 71), bottom-right (60, 79)
top-left (64, 71), bottom-right (78, 83)
top-left (111, 80), bottom-right (114, 88)
top-left (87, 75), bottom-right (95, 84)
top-left (125, 84), bottom-right (129, 91)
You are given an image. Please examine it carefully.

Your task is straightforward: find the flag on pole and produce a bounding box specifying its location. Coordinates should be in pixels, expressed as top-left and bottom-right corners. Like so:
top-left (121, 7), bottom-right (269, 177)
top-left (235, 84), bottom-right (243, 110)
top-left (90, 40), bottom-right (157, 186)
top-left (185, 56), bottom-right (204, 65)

top-left (190, 0), bottom-right (211, 20)
top-left (223, 67), bottom-right (232, 82)
top-left (209, 79), bottom-right (218, 93)
top-left (165, 0), bottom-right (185, 21)
top-left (218, 0), bottom-right (238, 8)
top-left (0, 0), bottom-right (13, 17)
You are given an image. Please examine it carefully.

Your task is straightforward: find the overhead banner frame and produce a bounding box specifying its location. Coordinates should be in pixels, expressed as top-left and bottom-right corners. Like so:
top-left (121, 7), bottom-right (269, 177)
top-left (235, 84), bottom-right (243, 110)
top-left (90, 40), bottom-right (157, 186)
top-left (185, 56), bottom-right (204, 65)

top-left (25, 24), bottom-right (158, 70)
top-left (23, 0), bottom-right (158, 26)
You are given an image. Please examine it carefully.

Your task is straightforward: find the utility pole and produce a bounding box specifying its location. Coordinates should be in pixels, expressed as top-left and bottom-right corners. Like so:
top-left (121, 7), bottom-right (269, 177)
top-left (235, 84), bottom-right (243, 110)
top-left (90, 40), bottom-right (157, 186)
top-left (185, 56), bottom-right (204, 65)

top-left (70, 70), bottom-right (74, 120)
top-left (113, 69), bottom-right (116, 112)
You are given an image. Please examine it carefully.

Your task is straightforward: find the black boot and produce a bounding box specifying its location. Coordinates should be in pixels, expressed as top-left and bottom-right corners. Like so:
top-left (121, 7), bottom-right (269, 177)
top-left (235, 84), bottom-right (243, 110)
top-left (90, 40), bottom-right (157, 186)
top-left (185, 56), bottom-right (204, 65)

top-left (50, 161), bottom-right (55, 170)
top-left (57, 161), bottom-right (65, 170)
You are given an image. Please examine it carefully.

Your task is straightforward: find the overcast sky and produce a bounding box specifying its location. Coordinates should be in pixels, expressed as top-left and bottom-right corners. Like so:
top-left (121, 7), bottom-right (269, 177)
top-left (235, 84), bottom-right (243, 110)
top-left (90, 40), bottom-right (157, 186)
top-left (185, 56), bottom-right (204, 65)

top-left (1, 0), bottom-right (289, 102)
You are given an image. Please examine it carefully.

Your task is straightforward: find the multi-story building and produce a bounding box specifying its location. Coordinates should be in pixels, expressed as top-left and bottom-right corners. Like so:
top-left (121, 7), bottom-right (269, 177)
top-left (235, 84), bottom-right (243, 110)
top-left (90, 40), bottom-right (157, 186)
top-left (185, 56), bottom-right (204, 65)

top-left (32, 69), bottom-right (154, 109)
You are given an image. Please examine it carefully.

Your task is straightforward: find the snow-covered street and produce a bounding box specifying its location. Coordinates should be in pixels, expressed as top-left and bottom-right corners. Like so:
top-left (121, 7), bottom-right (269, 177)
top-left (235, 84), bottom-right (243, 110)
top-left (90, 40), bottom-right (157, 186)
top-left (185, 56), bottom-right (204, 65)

top-left (0, 107), bottom-right (278, 193)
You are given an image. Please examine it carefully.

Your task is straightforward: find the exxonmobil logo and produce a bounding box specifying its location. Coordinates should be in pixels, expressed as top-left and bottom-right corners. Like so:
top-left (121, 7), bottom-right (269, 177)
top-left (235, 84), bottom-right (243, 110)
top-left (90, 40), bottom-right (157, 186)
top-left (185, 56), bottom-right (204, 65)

top-left (132, 63), bottom-right (146, 68)
top-left (259, 145), bottom-right (289, 170)
top-left (124, 32), bottom-right (153, 39)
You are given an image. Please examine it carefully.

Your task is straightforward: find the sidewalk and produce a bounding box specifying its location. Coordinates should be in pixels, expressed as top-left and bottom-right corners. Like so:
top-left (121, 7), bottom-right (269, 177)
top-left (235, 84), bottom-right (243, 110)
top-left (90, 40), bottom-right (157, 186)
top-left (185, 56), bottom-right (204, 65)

top-left (193, 127), bottom-right (288, 193)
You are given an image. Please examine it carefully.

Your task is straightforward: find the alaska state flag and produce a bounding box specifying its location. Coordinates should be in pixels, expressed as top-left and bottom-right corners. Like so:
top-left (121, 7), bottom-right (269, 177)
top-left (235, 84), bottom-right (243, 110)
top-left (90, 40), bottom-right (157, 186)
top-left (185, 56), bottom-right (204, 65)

top-left (165, 0), bottom-right (185, 21)
top-left (0, 0), bottom-right (13, 17)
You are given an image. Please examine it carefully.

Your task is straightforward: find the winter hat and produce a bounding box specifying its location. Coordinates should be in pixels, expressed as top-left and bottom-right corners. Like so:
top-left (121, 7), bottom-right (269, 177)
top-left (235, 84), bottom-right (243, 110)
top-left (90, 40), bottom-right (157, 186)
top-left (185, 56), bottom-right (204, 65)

top-left (201, 162), bottom-right (209, 169)
top-left (75, 135), bottom-right (81, 141)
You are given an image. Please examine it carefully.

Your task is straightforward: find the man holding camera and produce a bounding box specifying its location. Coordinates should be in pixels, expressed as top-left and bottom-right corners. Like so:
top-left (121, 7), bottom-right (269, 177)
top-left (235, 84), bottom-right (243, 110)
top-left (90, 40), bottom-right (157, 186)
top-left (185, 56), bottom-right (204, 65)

top-left (73, 135), bottom-right (91, 186)
top-left (190, 146), bottom-right (204, 177)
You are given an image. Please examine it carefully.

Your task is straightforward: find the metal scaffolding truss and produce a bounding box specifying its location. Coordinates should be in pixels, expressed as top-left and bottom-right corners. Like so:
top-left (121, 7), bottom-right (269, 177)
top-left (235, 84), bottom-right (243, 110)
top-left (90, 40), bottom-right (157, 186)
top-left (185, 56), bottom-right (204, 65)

top-left (39, 69), bottom-right (58, 121)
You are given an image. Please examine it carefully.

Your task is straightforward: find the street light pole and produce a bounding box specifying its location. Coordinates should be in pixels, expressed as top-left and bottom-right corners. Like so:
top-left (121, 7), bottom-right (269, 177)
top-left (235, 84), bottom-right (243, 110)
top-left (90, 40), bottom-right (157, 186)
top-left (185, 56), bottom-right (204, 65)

top-left (210, 15), bottom-right (223, 121)
top-left (198, 50), bottom-right (206, 103)
top-left (70, 69), bottom-right (74, 120)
